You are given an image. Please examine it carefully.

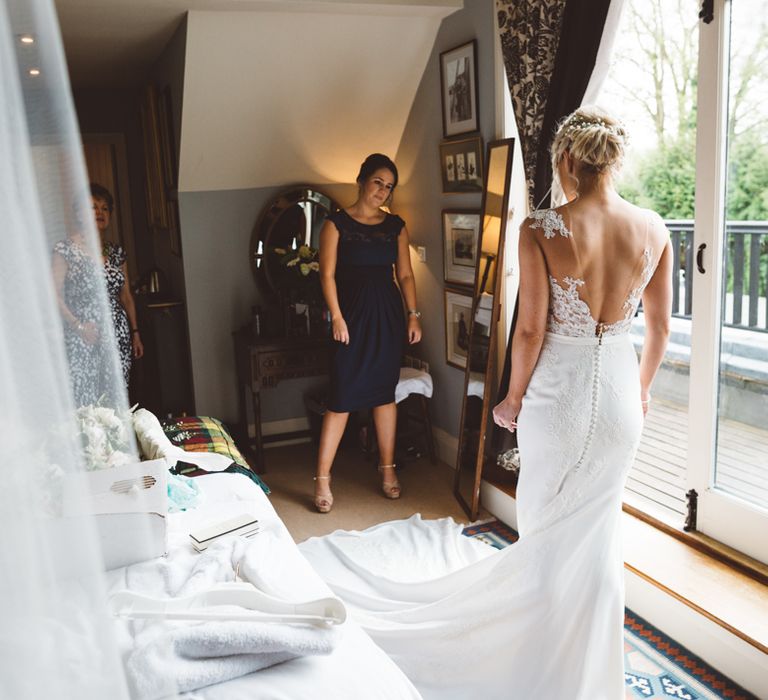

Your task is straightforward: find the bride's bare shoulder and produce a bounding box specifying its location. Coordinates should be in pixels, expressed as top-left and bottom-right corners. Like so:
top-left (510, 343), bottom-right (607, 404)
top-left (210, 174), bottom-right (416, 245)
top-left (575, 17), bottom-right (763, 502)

top-left (609, 199), bottom-right (667, 241)
top-left (634, 204), bottom-right (670, 247)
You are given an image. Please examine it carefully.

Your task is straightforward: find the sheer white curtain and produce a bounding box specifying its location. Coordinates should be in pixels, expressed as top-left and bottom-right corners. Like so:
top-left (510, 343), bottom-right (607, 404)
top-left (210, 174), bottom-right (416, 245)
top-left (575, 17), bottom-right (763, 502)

top-left (0, 1), bottom-right (174, 696)
top-left (582, 0), bottom-right (626, 104)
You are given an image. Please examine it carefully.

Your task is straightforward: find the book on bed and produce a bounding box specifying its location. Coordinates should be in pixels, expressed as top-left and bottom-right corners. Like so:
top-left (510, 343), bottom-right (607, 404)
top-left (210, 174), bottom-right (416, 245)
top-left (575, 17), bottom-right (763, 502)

top-left (189, 513), bottom-right (260, 552)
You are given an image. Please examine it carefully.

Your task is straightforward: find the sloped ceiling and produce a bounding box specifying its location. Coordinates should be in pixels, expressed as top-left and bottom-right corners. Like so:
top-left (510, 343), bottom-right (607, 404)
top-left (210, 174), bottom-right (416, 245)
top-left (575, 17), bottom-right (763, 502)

top-left (179, 4), bottom-right (459, 192)
top-left (55, 0), bottom-right (460, 88)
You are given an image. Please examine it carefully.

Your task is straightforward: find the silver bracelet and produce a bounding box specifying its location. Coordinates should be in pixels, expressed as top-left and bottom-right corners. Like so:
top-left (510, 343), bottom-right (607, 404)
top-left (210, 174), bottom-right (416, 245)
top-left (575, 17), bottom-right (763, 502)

top-left (408, 309), bottom-right (421, 318)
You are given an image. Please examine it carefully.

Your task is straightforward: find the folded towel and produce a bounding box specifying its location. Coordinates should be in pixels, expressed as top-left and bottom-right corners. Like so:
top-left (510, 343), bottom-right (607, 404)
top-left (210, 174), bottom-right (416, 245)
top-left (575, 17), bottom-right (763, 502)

top-left (122, 535), bottom-right (341, 699)
top-left (395, 367), bottom-right (433, 403)
top-left (127, 617), bottom-right (336, 699)
top-left (467, 371), bottom-right (485, 399)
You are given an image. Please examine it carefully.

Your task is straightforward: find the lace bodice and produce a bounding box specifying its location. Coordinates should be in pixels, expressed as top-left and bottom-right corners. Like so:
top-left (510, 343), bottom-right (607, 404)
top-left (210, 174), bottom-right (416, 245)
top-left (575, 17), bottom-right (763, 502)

top-left (328, 210), bottom-right (404, 268)
top-left (529, 209), bottom-right (655, 338)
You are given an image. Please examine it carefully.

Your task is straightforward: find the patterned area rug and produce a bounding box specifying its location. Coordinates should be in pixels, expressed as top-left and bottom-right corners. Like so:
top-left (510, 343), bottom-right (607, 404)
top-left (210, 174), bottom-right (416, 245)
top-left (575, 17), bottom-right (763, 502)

top-left (462, 520), bottom-right (757, 700)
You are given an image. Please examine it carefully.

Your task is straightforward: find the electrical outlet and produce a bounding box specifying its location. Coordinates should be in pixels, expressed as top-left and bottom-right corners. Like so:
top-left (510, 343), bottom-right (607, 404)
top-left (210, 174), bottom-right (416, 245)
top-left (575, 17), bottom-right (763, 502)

top-left (416, 246), bottom-right (427, 262)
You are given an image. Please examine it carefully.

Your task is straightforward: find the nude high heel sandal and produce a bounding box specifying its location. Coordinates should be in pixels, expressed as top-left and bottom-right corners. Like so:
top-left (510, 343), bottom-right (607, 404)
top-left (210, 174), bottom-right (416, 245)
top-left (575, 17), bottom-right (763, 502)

top-left (313, 475), bottom-right (333, 513)
top-left (378, 464), bottom-right (401, 499)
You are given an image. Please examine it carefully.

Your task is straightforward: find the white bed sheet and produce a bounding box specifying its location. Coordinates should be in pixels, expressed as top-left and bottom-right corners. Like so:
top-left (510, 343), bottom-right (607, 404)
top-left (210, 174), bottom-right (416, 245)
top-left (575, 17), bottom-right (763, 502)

top-left (108, 473), bottom-right (422, 700)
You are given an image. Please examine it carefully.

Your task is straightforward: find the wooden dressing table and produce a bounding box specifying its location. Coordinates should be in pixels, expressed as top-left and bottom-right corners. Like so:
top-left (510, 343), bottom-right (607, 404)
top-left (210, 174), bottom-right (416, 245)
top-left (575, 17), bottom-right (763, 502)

top-left (233, 328), bottom-right (329, 472)
top-left (240, 185), bottom-right (337, 472)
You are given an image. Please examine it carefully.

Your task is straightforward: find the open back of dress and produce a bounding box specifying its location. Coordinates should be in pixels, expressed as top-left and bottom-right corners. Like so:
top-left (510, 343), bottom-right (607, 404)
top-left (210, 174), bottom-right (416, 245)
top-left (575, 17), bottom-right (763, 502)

top-left (530, 207), bottom-right (657, 338)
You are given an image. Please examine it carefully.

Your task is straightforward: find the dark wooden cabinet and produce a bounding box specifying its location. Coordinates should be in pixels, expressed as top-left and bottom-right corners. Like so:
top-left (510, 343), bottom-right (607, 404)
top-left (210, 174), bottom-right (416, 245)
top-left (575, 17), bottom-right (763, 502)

top-left (131, 300), bottom-right (195, 417)
top-left (233, 329), bottom-right (329, 471)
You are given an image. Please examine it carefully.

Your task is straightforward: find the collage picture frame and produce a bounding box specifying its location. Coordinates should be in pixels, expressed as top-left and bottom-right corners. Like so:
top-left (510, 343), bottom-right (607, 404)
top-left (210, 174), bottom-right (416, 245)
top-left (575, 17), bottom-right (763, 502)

top-left (439, 136), bottom-right (484, 194)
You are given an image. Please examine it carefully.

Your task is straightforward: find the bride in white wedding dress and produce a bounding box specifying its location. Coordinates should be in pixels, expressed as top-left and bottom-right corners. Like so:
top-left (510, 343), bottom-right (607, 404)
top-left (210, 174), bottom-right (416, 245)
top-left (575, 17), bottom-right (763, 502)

top-left (299, 107), bottom-right (672, 700)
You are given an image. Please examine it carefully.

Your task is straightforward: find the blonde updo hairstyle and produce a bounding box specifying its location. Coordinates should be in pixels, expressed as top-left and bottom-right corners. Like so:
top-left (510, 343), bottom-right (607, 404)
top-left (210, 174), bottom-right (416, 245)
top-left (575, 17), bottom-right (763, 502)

top-left (550, 106), bottom-right (628, 188)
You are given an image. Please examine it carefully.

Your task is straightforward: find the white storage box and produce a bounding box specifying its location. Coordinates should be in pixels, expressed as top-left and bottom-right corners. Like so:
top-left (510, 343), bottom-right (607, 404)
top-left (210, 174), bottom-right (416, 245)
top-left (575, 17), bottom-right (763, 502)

top-left (62, 458), bottom-right (168, 570)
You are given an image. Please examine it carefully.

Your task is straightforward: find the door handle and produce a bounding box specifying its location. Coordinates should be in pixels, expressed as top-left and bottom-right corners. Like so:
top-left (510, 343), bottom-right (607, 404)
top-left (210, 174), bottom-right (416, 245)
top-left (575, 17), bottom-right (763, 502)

top-left (696, 243), bottom-right (707, 274)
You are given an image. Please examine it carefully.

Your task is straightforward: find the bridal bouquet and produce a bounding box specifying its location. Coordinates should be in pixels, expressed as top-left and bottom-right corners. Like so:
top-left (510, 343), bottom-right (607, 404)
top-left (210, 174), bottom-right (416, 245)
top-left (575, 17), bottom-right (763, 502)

top-left (75, 402), bottom-right (135, 471)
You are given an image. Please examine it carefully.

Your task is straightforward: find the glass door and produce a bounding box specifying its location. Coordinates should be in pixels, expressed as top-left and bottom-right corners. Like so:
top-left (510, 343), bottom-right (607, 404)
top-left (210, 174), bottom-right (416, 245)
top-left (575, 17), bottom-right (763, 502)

top-left (597, 0), bottom-right (767, 562)
top-left (598, 0), bottom-right (699, 525)
top-left (688, 0), bottom-right (768, 563)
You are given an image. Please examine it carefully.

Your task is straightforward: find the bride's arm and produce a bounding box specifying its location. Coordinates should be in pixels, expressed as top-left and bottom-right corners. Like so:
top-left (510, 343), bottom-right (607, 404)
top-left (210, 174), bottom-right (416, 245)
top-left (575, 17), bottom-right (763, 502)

top-left (493, 221), bottom-right (549, 430)
top-left (638, 238), bottom-right (673, 415)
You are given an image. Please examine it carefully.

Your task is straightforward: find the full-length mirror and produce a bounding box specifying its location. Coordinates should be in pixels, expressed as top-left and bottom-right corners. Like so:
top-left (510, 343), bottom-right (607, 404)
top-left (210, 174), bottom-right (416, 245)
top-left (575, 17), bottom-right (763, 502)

top-left (250, 187), bottom-right (337, 297)
top-left (453, 138), bottom-right (515, 520)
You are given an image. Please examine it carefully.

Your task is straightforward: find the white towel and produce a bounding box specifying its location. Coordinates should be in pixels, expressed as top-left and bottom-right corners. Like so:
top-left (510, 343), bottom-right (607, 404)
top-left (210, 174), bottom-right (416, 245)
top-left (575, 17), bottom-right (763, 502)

top-left (395, 367), bottom-right (433, 404)
top-left (467, 371), bottom-right (485, 399)
top-left (132, 408), bottom-right (232, 472)
top-left (122, 535), bottom-right (341, 699)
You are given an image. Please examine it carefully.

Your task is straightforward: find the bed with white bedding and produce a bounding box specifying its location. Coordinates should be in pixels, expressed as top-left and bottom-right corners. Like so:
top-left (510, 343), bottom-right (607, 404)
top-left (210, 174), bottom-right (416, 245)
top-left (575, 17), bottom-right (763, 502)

top-left (107, 472), bottom-right (422, 700)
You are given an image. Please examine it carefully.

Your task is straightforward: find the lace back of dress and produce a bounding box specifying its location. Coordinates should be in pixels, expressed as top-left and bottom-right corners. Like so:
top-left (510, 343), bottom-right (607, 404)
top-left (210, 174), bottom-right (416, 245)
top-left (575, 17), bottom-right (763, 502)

top-left (529, 209), bottom-right (655, 338)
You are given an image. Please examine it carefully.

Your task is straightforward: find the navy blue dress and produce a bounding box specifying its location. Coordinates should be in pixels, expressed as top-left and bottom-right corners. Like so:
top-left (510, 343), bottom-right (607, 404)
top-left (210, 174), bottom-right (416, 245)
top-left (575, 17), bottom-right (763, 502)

top-left (327, 210), bottom-right (406, 412)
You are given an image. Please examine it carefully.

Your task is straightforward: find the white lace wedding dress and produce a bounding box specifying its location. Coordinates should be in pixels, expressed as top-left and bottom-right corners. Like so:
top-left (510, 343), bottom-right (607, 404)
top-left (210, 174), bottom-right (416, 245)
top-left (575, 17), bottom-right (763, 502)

top-left (299, 208), bottom-right (660, 700)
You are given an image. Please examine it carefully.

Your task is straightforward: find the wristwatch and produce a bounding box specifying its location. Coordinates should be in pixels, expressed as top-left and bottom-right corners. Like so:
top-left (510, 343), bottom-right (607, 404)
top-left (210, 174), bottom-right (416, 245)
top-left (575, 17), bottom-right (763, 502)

top-left (408, 309), bottom-right (422, 318)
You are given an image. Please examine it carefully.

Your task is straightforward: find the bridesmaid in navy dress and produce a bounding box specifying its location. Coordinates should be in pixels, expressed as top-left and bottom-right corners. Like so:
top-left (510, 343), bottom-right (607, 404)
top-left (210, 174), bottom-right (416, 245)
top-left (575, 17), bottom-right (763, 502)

top-left (313, 154), bottom-right (422, 512)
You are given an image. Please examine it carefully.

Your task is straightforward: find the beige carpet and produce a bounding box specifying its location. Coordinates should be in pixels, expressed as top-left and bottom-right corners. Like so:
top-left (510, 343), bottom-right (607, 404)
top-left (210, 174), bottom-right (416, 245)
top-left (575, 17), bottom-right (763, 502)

top-left (260, 441), bottom-right (484, 543)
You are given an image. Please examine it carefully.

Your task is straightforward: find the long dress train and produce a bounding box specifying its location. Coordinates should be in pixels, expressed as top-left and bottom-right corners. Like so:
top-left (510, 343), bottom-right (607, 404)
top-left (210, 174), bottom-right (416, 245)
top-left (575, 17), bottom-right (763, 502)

top-left (299, 208), bottom-right (659, 699)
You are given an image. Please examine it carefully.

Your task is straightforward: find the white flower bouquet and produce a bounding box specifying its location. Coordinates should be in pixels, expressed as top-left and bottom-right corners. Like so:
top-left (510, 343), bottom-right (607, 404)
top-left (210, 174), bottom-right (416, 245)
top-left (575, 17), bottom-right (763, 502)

top-left (75, 403), bottom-right (135, 471)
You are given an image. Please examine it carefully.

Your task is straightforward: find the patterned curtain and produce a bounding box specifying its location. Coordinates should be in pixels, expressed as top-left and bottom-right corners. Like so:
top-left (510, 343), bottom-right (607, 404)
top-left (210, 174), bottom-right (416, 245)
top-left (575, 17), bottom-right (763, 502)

top-left (491, 0), bottom-right (614, 459)
top-left (496, 0), bottom-right (613, 208)
top-left (496, 0), bottom-right (568, 208)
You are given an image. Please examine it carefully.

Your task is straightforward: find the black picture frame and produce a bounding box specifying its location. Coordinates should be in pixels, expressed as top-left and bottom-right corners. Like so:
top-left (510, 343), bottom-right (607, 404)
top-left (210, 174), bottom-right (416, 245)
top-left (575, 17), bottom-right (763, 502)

top-left (442, 209), bottom-right (481, 286)
top-left (439, 136), bottom-right (484, 193)
top-left (444, 287), bottom-right (474, 370)
top-left (439, 39), bottom-right (479, 138)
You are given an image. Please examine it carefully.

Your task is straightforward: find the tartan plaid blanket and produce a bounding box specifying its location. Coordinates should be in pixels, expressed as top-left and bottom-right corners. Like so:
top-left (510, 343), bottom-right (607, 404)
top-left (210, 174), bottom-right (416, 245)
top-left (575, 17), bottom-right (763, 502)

top-left (161, 415), bottom-right (269, 495)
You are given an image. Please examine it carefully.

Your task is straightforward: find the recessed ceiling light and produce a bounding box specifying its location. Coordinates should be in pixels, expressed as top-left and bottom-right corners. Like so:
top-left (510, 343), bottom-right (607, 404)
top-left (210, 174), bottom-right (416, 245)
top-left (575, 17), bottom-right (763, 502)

top-left (20, 35), bottom-right (35, 45)
top-left (29, 68), bottom-right (41, 77)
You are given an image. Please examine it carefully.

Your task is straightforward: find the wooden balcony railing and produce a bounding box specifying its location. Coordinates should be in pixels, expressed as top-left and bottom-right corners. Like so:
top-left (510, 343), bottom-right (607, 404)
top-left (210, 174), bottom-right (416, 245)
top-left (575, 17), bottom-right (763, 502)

top-left (666, 220), bottom-right (768, 333)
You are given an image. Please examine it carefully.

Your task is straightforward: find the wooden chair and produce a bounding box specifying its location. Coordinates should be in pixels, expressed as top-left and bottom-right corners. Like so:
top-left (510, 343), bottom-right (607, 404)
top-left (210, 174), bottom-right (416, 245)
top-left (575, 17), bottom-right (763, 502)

top-left (364, 367), bottom-right (436, 464)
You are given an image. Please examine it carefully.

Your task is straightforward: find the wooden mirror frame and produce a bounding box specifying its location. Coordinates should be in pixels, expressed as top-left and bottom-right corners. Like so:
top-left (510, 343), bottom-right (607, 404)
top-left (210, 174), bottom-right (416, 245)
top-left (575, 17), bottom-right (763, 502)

top-left (453, 138), bottom-right (516, 520)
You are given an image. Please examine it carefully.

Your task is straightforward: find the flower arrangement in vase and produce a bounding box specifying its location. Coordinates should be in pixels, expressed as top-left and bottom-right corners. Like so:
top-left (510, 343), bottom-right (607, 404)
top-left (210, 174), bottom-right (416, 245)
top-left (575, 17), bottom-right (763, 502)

top-left (271, 245), bottom-right (327, 336)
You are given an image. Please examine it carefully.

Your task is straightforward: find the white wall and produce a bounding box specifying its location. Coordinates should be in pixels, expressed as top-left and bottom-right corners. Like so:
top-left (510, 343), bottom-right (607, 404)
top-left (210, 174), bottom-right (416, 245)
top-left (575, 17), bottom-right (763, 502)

top-left (179, 7), bottom-right (454, 193)
top-left (393, 0), bottom-right (497, 437)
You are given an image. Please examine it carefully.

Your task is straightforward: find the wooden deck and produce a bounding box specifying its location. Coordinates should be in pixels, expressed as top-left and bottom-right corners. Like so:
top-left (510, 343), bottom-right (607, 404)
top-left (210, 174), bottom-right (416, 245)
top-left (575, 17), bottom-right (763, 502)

top-left (625, 399), bottom-right (768, 522)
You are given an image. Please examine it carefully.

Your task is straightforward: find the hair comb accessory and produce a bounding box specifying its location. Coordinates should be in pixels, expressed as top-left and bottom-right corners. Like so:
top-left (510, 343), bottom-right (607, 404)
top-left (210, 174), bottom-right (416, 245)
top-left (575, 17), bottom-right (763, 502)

top-left (563, 116), bottom-right (626, 141)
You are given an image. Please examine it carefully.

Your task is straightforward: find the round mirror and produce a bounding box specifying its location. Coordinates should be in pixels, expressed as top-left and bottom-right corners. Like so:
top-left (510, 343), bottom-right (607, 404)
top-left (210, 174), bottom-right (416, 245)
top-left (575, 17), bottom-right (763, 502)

top-left (250, 187), bottom-right (337, 297)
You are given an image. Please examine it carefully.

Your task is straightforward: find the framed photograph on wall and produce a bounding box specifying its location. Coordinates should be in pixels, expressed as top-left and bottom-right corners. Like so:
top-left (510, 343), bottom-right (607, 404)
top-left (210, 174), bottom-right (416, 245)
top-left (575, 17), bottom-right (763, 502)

top-left (439, 136), bottom-right (483, 193)
top-left (444, 288), bottom-right (474, 370)
top-left (440, 40), bottom-right (479, 137)
top-left (443, 210), bottom-right (480, 286)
